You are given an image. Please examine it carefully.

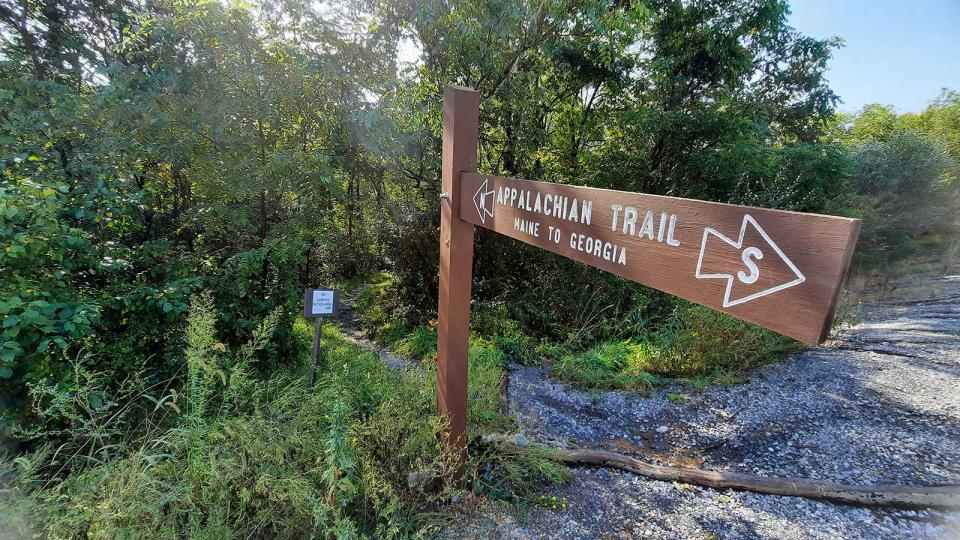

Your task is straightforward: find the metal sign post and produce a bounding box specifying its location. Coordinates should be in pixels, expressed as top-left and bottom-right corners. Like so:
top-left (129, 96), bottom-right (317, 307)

top-left (303, 288), bottom-right (339, 388)
top-left (435, 84), bottom-right (861, 477)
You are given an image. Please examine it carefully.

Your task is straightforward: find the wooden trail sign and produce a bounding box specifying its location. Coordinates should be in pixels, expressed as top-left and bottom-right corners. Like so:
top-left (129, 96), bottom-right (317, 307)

top-left (459, 173), bottom-right (861, 345)
top-left (435, 85), bottom-right (861, 477)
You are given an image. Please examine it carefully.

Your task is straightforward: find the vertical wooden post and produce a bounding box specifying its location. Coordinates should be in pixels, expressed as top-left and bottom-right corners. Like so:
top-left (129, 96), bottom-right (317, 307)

top-left (437, 85), bottom-right (479, 477)
top-left (309, 317), bottom-right (322, 388)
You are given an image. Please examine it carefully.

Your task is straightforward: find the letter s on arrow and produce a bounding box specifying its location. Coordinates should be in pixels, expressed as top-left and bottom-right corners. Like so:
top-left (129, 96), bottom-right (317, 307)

top-left (695, 214), bottom-right (805, 308)
top-left (737, 247), bottom-right (763, 284)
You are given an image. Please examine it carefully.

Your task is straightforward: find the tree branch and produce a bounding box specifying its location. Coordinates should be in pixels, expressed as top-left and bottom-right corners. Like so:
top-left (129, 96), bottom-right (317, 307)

top-left (481, 435), bottom-right (960, 509)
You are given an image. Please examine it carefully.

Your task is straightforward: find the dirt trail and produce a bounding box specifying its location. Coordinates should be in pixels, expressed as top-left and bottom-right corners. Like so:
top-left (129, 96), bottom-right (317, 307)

top-left (447, 275), bottom-right (960, 539)
top-left (335, 284), bottom-right (409, 370)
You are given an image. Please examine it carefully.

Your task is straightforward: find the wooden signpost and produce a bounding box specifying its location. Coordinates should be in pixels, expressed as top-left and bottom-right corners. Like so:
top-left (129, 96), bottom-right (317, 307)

top-left (303, 288), bottom-right (339, 387)
top-left (436, 85), bottom-right (861, 475)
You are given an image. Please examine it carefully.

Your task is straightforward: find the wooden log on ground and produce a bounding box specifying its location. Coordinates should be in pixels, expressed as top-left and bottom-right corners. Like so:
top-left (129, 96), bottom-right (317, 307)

top-left (478, 434), bottom-right (960, 508)
top-left (557, 448), bottom-right (960, 509)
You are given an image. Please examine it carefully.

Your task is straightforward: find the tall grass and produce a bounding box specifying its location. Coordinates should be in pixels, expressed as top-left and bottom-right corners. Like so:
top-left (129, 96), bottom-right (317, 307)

top-left (554, 303), bottom-right (800, 390)
top-left (1, 293), bottom-right (567, 538)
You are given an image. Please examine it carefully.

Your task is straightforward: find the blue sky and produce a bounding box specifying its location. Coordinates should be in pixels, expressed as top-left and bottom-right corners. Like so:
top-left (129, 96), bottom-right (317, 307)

top-left (787, 0), bottom-right (960, 114)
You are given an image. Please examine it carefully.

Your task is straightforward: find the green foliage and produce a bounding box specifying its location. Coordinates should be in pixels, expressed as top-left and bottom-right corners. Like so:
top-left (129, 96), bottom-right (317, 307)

top-left (554, 341), bottom-right (661, 391)
top-left (841, 104), bottom-right (904, 145)
top-left (914, 91), bottom-right (960, 161)
top-left (493, 334), bottom-right (540, 367)
top-left (0, 178), bottom-right (97, 368)
top-left (395, 326), bottom-right (439, 365)
top-left (838, 105), bottom-right (960, 273)
top-left (466, 337), bottom-right (509, 431)
top-left (639, 304), bottom-right (800, 377)
top-left (554, 303), bottom-right (799, 390)
top-left (352, 274), bottom-right (415, 347)
top-left (2, 297), bottom-right (450, 538)
top-left (1, 296), bottom-right (571, 538)
top-left (0, 173), bottom-right (97, 416)
top-left (830, 290), bottom-right (864, 339)
top-left (470, 443), bottom-right (571, 504)
top-left (470, 303), bottom-right (540, 366)
top-left (376, 0), bottom-right (852, 325)
top-left (2, 0), bottom-right (959, 534)
top-left (12, 356), bottom-right (151, 478)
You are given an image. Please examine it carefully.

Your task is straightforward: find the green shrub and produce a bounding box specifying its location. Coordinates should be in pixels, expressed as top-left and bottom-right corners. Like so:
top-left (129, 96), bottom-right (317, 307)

top-left (352, 274), bottom-right (396, 336)
top-left (3, 295), bottom-right (570, 538)
top-left (395, 326), bottom-right (437, 364)
top-left (553, 303), bottom-right (799, 391)
top-left (535, 341), bottom-right (567, 362)
top-left (466, 337), bottom-right (509, 432)
top-left (640, 304), bottom-right (798, 377)
top-left (469, 443), bottom-right (571, 503)
top-left (1, 295), bottom-right (453, 538)
top-left (848, 129), bottom-right (960, 274)
top-left (554, 341), bottom-right (659, 392)
top-left (493, 334), bottom-right (539, 367)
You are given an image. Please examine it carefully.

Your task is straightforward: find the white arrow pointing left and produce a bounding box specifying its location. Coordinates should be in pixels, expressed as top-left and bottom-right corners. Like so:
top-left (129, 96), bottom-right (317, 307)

top-left (473, 178), bottom-right (495, 224)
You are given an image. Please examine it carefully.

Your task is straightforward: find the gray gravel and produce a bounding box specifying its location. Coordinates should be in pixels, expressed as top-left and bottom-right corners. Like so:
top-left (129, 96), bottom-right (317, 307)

top-left (447, 275), bottom-right (960, 539)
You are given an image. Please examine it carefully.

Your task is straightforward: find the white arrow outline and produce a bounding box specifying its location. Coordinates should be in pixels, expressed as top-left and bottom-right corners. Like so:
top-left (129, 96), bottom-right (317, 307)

top-left (473, 178), bottom-right (495, 224)
top-left (695, 214), bottom-right (805, 308)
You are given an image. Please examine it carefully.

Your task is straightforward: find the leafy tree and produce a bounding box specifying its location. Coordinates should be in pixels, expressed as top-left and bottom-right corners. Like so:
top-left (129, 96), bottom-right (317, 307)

top-left (849, 131), bottom-right (959, 271)
top-left (912, 90), bottom-right (960, 160)
top-left (836, 96), bottom-right (960, 273)
top-left (0, 0), bottom-right (401, 432)
top-left (375, 0), bottom-right (850, 331)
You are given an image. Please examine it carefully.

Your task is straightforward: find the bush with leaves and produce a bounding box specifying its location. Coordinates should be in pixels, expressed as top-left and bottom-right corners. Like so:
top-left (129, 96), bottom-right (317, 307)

top-left (0, 177), bottom-right (98, 381)
top-left (1, 294), bottom-right (568, 538)
top-left (554, 302), bottom-right (799, 390)
top-left (849, 131), bottom-right (959, 272)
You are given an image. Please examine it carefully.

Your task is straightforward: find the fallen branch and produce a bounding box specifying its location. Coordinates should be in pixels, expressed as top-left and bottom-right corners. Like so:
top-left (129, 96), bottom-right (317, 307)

top-left (480, 435), bottom-right (960, 509)
top-left (557, 448), bottom-right (960, 509)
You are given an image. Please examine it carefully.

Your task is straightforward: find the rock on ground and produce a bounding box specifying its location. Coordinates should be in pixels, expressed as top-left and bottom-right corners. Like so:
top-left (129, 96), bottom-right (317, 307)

top-left (445, 275), bottom-right (960, 540)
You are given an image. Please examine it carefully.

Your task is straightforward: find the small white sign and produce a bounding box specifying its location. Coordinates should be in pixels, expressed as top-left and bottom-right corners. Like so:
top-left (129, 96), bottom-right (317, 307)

top-left (311, 290), bottom-right (335, 315)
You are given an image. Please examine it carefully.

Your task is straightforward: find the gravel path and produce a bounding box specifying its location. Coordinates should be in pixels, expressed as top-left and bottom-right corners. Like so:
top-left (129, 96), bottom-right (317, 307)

top-left (447, 275), bottom-right (960, 539)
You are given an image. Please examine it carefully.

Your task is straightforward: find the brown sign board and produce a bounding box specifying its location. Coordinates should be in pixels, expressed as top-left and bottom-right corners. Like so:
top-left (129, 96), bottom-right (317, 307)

top-left (459, 172), bottom-right (861, 344)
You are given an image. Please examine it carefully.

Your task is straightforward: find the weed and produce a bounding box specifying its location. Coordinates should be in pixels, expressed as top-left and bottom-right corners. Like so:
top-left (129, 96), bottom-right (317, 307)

top-left (493, 334), bottom-right (539, 366)
top-left (553, 303), bottom-right (799, 391)
top-left (395, 326), bottom-right (438, 364)
top-left (553, 341), bottom-right (658, 392)
top-left (534, 494), bottom-right (568, 511)
top-left (831, 289), bottom-right (864, 339)
top-left (469, 443), bottom-right (571, 504)
top-left (1, 295), bottom-right (455, 538)
top-left (535, 342), bottom-right (566, 363)
top-left (3, 293), bottom-right (571, 538)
